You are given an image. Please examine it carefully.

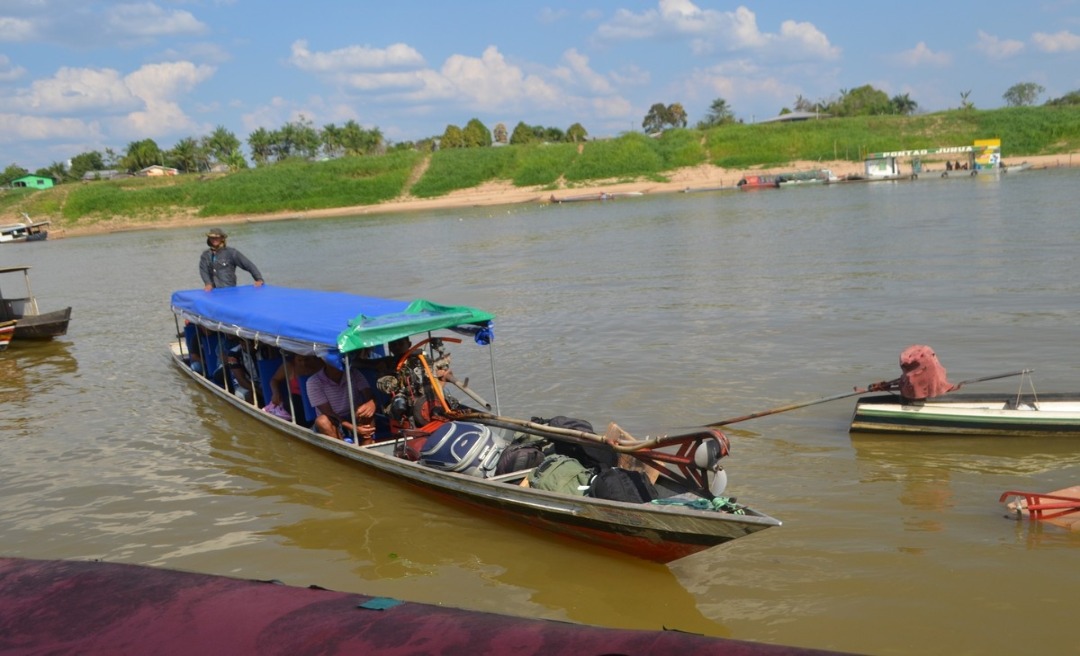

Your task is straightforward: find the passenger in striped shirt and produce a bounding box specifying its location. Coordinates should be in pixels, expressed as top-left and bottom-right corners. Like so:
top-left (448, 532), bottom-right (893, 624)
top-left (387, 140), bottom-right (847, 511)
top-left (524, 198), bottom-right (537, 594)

top-left (306, 359), bottom-right (376, 443)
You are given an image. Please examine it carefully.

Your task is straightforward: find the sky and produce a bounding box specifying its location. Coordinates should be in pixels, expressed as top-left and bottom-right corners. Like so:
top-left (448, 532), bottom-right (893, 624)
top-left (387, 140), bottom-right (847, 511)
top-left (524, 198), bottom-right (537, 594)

top-left (2, 0), bottom-right (1079, 171)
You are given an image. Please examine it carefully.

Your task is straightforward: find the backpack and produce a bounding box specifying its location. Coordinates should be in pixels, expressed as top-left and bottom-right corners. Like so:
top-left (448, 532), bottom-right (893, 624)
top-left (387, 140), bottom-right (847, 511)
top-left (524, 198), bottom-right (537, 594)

top-left (588, 467), bottom-right (658, 504)
top-left (526, 454), bottom-right (594, 496)
top-left (494, 435), bottom-right (548, 476)
top-left (534, 415), bottom-right (618, 469)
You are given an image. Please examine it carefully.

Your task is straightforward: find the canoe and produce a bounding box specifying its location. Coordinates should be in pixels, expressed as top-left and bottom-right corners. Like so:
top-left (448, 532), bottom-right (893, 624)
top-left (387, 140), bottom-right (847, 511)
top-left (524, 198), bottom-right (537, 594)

top-left (170, 286), bottom-right (780, 563)
top-left (0, 319), bottom-right (14, 351)
top-left (547, 191), bottom-right (643, 203)
top-left (850, 392), bottom-right (1080, 436)
top-left (0, 558), bottom-right (838, 655)
top-left (0, 266), bottom-right (72, 339)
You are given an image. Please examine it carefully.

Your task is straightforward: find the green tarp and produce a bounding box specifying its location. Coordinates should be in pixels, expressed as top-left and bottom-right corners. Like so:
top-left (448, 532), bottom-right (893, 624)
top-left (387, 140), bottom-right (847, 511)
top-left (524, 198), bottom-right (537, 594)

top-left (337, 299), bottom-right (494, 353)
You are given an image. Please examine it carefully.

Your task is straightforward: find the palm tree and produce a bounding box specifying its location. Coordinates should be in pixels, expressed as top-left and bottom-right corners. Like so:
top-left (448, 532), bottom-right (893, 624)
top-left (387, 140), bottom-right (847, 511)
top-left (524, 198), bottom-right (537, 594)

top-left (891, 93), bottom-right (918, 115)
top-left (697, 98), bottom-right (735, 128)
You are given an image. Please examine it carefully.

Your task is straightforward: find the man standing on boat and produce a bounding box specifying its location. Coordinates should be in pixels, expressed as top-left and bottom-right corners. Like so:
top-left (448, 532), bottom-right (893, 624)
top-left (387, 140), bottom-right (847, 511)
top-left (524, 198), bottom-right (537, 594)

top-left (199, 228), bottom-right (264, 291)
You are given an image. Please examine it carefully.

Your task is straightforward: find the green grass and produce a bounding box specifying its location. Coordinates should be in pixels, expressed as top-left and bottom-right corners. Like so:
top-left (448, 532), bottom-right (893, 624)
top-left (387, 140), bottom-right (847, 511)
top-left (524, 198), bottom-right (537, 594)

top-left (511, 143), bottom-right (580, 187)
top-left (564, 132), bottom-right (664, 182)
top-left (7, 105), bottom-right (1080, 230)
top-left (409, 147), bottom-right (519, 198)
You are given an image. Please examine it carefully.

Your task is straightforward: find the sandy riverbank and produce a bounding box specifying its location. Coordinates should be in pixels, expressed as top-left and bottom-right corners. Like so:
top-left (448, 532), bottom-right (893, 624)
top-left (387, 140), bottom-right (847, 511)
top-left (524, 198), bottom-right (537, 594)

top-left (55, 153), bottom-right (1079, 238)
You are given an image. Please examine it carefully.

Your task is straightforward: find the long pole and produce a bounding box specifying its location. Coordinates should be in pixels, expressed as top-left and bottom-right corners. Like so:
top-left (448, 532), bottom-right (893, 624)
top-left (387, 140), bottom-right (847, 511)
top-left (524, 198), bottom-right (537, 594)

top-left (704, 369), bottom-right (1033, 429)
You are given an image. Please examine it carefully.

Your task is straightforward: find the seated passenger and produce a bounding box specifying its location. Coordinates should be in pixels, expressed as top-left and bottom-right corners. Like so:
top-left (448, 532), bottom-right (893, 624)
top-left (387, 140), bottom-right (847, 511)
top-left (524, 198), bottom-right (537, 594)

top-left (368, 337), bottom-right (413, 376)
top-left (306, 358), bottom-right (376, 444)
top-left (219, 338), bottom-right (256, 402)
top-left (269, 353), bottom-right (321, 427)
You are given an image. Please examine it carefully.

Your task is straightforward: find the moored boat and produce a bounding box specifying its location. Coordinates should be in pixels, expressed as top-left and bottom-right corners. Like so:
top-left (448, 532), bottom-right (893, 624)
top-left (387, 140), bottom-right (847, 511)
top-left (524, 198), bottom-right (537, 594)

top-left (735, 175), bottom-right (779, 190)
top-left (170, 285), bottom-right (780, 563)
top-left (548, 191), bottom-right (643, 203)
top-left (850, 392), bottom-right (1080, 436)
top-left (0, 216), bottom-right (50, 243)
top-left (0, 319), bottom-right (15, 351)
top-left (0, 266), bottom-right (72, 339)
top-left (776, 169), bottom-right (839, 187)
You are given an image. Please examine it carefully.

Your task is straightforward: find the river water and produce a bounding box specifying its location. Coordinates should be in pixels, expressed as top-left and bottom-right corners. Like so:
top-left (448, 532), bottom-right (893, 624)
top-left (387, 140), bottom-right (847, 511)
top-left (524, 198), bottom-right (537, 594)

top-left (2, 168), bottom-right (1078, 655)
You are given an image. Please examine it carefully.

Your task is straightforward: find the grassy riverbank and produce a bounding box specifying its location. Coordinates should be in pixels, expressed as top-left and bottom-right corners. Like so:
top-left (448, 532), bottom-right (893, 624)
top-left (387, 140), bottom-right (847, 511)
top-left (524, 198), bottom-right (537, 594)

top-left (5, 106), bottom-right (1080, 236)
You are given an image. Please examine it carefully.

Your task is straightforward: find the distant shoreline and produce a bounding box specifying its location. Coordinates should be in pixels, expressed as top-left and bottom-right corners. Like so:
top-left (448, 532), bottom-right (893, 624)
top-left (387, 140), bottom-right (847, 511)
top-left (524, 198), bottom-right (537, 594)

top-left (53, 153), bottom-right (1079, 239)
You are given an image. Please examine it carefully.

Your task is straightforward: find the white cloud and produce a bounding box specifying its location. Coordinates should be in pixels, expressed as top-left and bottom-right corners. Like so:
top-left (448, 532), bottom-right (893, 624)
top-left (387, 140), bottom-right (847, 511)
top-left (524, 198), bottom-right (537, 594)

top-left (974, 30), bottom-right (1025, 59)
top-left (0, 16), bottom-right (36, 42)
top-left (6, 67), bottom-right (141, 114)
top-left (333, 45), bottom-right (568, 112)
top-left (596, 2), bottom-right (838, 60)
top-left (1032, 30), bottom-right (1080, 53)
top-left (289, 40), bottom-right (425, 72)
top-left (104, 3), bottom-right (207, 38)
top-left (0, 60), bottom-right (213, 142)
top-left (0, 54), bottom-right (26, 82)
top-left (438, 46), bottom-right (563, 109)
top-left (0, 114), bottom-right (99, 143)
top-left (681, 62), bottom-right (797, 118)
top-left (552, 48), bottom-right (614, 94)
top-left (121, 61), bottom-right (215, 136)
top-left (896, 42), bottom-right (952, 67)
top-left (124, 61), bottom-right (214, 102)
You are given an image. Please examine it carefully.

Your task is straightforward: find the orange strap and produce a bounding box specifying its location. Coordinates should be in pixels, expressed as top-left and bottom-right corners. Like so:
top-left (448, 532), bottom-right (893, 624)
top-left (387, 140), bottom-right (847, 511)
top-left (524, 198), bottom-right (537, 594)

top-left (417, 352), bottom-right (451, 414)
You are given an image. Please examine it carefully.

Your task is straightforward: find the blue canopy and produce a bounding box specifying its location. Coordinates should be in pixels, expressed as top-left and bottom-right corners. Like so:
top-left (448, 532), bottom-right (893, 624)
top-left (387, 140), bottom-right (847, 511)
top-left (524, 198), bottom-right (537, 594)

top-left (171, 285), bottom-right (493, 358)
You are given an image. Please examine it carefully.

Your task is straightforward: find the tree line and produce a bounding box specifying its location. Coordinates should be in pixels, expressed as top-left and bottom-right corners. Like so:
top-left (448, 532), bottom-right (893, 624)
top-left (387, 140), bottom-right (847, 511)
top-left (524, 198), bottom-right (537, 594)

top-left (641, 82), bottom-right (1080, 133)
top-left (1, 113), bottom-right (591, 186)
top-left (4, 80), bottom-right (1079, 186)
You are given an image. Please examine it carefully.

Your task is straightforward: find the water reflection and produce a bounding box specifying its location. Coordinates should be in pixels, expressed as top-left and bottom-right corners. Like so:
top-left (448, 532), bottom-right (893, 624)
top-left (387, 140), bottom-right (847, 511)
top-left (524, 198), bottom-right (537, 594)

top-left (185, 382), bottom-right (730, 635)
top-left (850, 433), bottom-right (1080, 476)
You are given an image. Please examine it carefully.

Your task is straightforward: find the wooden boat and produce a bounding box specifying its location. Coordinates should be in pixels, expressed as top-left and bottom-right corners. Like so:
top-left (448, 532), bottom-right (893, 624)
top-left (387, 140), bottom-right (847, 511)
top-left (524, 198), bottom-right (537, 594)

top-left (735, 175), bottom-right (779, 190)
top-left (776, 169), bottom-right (838, 187)
top-left (170, 286), bottom-right (780, 563)
top-left (850, 392), bottom-right (1080, 436)
top-left (0, 266), bottom-right (72, 339)
top-left (548, 191), bottom-right (643, 203)
top-left (0, 216), bottom-right (49, 243)
top-left (0, 319), bottom-right (15, 351)
top-left (999, 161), bottom-right (1032, 174)
top-left (0, 558), bottom-right (836, 655)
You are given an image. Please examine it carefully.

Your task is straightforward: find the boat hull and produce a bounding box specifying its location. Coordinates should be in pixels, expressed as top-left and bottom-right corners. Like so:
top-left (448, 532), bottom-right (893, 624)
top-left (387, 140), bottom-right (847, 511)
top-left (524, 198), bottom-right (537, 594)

top-left (851, 392), bottom-right (1080, 436)
top-left (12, 307), bottom-right (71, 339)
top-left (170, 345), bottom-right (779, 562)
top-left (0, 557), bottom-right (835, 655)
top-left (0, 320), bottom-right (14, 351)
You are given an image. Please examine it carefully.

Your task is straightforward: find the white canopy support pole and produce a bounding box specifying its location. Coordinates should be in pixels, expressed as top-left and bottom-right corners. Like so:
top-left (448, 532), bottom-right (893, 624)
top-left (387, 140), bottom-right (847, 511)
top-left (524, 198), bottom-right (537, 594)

top-left (488, 341), bottom-right (501, 416)
top-left (344, 353), bottom-right (359, 443)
